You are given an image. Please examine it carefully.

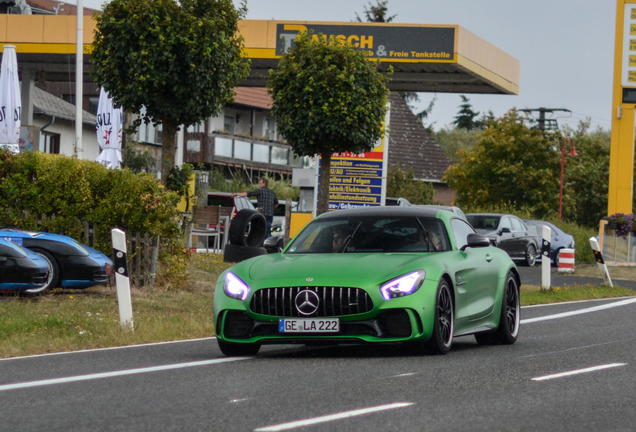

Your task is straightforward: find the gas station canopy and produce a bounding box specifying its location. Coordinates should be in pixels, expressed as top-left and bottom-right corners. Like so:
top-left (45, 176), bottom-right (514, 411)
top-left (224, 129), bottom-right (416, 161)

top-left (0, 16), bottom-right (519, 95)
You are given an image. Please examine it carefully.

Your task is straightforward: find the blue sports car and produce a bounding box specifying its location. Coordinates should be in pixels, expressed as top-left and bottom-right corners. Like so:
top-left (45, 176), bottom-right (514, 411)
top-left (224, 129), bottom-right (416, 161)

top-left (0, 229), bottom-right (113, 294)
top-left (0, 238), bottom-right (50, 293)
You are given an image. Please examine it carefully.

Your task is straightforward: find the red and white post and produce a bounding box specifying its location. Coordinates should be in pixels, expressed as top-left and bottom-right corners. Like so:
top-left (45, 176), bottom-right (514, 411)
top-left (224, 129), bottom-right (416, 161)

top-left (557, 248), bottom-right (575, 273)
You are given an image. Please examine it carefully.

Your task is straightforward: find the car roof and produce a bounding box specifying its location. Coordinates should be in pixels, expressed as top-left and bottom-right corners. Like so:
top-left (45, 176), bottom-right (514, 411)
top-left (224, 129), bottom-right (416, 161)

top-left (524, 219), bottom-right (560, 230)
top-left (208, 191), bottom-right (233, 197)
top-left (317, 206), bottom-right (446, 220)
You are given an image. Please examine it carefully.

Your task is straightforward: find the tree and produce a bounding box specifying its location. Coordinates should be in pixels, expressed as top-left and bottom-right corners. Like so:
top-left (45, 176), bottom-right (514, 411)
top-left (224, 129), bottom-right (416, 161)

top-left (91, 0), bottom-right (250, 184)
top-left (561, 120), bottom-right (611, 227)
top-left (433, 126), bottom-right (481, 163)
top-left (387, 164), bottom-right (435, 204)
top-left (444, 110), bottom-right (562, 218)
top-left (452, 95), bottom-right (480, 130)
top-left (267, 32), bottom-right (390, 214)
top-left (355, 0), bottom-right (397, 22)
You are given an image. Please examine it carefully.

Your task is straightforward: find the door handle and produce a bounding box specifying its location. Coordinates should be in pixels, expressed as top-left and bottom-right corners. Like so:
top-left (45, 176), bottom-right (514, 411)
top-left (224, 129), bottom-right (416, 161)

top-left (485, 254), bottom-right (493, 262)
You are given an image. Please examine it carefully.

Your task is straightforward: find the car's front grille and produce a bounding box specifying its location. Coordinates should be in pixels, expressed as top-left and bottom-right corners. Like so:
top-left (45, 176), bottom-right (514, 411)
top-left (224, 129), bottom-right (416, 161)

top-left (250, 287), bottom-right (374, 317)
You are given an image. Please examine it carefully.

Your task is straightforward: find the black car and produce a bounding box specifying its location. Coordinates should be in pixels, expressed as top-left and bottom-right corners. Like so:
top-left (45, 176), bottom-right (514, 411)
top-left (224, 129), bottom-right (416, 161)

top-left (0, 238), bottom-right (50, 293)
top-left (0, 230), bottom-right (112, 294)
top-left (466, 213), bottom-right (540, 266)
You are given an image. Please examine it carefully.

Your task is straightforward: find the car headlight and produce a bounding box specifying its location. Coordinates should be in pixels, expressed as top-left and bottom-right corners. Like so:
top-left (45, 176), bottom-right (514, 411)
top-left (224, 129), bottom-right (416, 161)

top-left (380, 271), bottom-right (425, 300)
top-left (224, 272), bottom-right (249, 300)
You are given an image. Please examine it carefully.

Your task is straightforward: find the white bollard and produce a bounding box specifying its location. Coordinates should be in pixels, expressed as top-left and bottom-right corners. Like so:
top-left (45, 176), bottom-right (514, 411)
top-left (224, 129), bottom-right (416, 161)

top-left (558, 248), bottom-right (575, 273)
top-left (112, 229), bottom-right (134, 331)
top-left (541, 225), bottom-right (551, 291)
top-left (589, 237), bottom-right (613, 287)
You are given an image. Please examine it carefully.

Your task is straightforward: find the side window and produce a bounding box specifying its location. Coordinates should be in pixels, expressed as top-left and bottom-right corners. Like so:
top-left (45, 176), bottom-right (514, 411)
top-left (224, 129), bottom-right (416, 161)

top-left (501, 217), bottom-right (512, 230)
top-left (451, 219), bottom-right (475, 250)
top-left (511, 218), bottom-right (523, 231)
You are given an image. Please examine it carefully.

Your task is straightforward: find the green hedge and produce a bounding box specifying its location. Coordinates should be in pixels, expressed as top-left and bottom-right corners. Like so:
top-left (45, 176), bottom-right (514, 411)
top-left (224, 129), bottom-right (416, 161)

top-left (0, 150), bottom-right (185, 274)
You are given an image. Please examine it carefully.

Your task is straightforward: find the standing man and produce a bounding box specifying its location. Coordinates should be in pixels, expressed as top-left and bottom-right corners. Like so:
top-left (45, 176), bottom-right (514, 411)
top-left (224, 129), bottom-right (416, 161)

top-left (234, 178), bottom-right (278, 238)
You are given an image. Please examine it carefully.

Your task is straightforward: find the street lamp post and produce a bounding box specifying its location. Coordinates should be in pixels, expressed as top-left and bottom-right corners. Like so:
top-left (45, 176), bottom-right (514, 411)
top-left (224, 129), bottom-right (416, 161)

top-left (559, 136), bottom-right (578, 220)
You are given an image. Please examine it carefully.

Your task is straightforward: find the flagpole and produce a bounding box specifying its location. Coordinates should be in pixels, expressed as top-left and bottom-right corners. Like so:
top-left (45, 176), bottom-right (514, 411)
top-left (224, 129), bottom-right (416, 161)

top-left (75, 0), bottom-right (83, 158)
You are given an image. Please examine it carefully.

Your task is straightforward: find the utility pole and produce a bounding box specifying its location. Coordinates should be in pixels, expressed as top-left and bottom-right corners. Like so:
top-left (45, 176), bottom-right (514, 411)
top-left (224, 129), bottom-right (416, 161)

top-left (519, 108), bottom-right (571, 131)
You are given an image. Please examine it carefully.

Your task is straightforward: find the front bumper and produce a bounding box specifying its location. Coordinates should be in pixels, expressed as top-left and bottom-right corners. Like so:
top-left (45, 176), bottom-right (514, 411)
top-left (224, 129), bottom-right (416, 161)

top-left (58, 255), bottom-right (111, 288)
top-left (216, 308), bottom-right (429, 345)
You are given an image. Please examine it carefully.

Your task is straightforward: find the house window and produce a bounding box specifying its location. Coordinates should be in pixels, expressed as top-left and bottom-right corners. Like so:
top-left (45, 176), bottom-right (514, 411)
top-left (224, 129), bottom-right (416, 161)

top-left (40, 133), bottom-right (60, 154)
top-left (88, 97), bottom-right (99, 115)
top-left (265, 117), bottom-right (271, 140)
top-left (187, 122), bottom-right (204, 133)
top-left (223, 116), bottom-right (234, 135)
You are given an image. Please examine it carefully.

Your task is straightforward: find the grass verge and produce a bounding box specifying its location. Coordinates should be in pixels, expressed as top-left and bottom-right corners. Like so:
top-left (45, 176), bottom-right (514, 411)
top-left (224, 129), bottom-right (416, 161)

top-left (0, 254), bottom-right (233, 359)
top-left (521, 283), bottom-right (636, 306)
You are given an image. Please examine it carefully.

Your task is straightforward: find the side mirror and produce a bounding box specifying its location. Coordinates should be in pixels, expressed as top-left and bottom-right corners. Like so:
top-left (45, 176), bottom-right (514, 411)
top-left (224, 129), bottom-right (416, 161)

top-left (461, 233), bottom-right (491, 251)
top-left (499, 227), bottom-right (511, 235)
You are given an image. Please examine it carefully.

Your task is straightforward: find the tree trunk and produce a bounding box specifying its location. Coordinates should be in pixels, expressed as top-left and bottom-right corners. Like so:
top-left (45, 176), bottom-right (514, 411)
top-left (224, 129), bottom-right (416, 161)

top-left (318, 151), bottom-right (332, 215)
top-left (160, 119), bottom-right (178, 185)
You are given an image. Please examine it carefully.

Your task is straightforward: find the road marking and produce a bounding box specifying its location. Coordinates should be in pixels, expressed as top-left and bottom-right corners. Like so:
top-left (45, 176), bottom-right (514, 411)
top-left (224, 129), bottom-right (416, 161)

top-left (393, 373), bottom-right (416, 377)
top-left (521, 297), bottom-right (636, 324)
top-left (532, 363), bottom-right (627, 381)
top-left (521, 295), bottom-right (636, 309)
top-left (254, 402), bottom-right (414, 431)
top-left (0, 357), bottom-right (249, 392)
top-left (0, 336), bottom-right (217, 362)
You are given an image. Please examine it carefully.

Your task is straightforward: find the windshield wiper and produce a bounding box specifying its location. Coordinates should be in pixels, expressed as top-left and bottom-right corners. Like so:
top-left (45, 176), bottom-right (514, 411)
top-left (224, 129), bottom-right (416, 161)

top-left (416, 218), bottom-right (434, 252)
top-left (336, 222), bottom-right (362, 253)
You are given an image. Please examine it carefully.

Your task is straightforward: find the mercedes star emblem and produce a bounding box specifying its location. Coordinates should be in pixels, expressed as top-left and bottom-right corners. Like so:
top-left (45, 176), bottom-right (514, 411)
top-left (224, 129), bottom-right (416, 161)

top-left (295, 290), bottom-right (320, 315)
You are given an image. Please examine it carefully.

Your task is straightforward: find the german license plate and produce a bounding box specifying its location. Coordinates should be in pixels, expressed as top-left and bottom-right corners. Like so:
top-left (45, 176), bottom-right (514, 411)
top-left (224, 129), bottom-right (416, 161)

top-left (279, 318), bottom-right (340, 333)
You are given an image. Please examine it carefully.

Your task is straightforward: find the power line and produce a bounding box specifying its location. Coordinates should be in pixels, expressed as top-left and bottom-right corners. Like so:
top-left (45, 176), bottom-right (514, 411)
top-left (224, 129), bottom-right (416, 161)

top-left (519, 108), bottom-right (572, 131)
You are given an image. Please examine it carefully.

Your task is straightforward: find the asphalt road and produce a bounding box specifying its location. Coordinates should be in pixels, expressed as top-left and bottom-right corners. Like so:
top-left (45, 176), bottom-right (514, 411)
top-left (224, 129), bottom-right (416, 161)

top-left (2, 297), bottom-right (636, 431)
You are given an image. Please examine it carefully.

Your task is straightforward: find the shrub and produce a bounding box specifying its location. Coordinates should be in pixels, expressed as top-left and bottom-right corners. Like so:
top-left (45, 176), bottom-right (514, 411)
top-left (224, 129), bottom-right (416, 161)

top-left (0, 150), bottom-right (186, 281)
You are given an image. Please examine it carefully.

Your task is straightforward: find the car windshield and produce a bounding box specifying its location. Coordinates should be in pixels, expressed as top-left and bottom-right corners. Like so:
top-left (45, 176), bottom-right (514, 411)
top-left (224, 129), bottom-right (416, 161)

top-left (208, 195), bottom-right (234, 207)
top-left (286, 215), bottom-right (450, 254)
top-left (467, 215), bottom-right (501, 230)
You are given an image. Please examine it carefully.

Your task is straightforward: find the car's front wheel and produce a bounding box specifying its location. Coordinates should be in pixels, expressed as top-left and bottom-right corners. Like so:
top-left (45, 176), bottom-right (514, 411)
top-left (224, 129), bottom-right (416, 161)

top-left (424, 279), bottom-right (454, 354)
top-left (475, 271), bottom-right (520, 345)
top-left (524, 245), bottom-right (536, 267)
top-left (217, 340), bottom-right (260, 356)
top-left (23, 249), bottom-right (58, 296)
top-left (553, 248), bottom-right (561, 268)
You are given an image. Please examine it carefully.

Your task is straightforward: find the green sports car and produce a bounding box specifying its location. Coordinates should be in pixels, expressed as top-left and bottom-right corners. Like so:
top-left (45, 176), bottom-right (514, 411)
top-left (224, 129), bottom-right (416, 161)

top-left (214, 207), bottom-right (520, 356)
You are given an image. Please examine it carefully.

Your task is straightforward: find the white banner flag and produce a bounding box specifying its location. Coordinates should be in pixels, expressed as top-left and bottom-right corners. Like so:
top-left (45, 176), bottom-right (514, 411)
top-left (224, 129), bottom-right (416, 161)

top-left (0, 45), bottom-right (21, 153)
top-left (95, 87), bottom-right (123, 169)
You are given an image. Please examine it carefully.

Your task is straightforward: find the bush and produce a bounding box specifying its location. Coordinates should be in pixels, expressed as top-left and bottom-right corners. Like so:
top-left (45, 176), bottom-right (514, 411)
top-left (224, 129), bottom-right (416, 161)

top-left (0, 150), bottom-right (187, 281)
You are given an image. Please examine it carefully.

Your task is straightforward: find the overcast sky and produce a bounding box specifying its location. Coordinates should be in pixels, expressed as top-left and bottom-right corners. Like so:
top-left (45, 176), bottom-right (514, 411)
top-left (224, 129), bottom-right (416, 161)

top-left (81, 0), bottom-right (615, 132)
